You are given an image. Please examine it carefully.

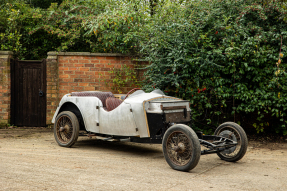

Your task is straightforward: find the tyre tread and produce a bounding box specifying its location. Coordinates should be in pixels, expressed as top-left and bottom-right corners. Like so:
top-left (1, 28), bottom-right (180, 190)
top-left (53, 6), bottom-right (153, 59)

top-left (54, 111), bottom-right (80, 147)
top-left (215, 122), bottom-right (248, 162)
top-left (163, 124), bottom-right (201, 172)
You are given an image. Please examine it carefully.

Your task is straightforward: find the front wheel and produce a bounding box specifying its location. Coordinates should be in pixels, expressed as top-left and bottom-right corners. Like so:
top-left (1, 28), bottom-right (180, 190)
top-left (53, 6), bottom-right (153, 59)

top-left (54, 111), bottom-right (79, 147)
top-left (162, 124), bottom-right (201, 172)
top-left (214, 122), bottom-right (248, 162)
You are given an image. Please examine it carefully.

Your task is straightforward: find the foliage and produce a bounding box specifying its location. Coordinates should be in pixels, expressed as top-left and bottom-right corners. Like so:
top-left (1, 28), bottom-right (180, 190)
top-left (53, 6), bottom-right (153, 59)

top-left (108, 64), bottom-right (141, 94)
top-left (83, 0), bottom-right (147, 54)
top-left (140, 0), bottom-right (287, 135)
top-left (0, 2), bottom-right (23, 54)
top-left (1, 0), bottom-right (287, 135)
top-left (0, 1), bottom-right (48, 58)
top-left (28, 0), bottom-right (64, 9)
top-left (0, 0), bottom-right (150, 59)
top-left (0, 122), bottom-right (16, 129)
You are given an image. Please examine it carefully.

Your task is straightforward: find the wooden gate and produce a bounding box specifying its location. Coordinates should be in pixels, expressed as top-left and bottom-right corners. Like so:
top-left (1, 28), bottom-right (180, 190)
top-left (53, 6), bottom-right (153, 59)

top-left (10, 59), bottom-right (46, 127)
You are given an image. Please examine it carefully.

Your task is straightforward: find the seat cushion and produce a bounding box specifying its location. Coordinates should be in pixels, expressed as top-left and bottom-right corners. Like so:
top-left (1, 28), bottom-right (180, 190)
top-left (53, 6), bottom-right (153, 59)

top-left (71, 91), bottom-right (114, 107)
top-left (105, 97), bottom-right (123, 111)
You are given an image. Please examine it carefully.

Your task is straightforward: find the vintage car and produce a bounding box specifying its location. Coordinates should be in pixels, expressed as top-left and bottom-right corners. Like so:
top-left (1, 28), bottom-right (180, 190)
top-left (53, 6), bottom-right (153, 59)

top-left (52, 88), bottom-right (248, 172)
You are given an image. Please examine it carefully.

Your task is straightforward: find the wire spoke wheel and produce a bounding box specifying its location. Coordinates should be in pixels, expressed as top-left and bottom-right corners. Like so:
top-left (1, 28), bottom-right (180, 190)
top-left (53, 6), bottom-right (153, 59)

top-left (163, 124), bottom-right (201, 172)
top-left (166, 132), bottom-right (192, 166)
top-left (54, 111), bottom-right (79, 147)
top-left (56, 116), bottom-right (73, 144)
top-left (214, 122), bottom-right (248, 162)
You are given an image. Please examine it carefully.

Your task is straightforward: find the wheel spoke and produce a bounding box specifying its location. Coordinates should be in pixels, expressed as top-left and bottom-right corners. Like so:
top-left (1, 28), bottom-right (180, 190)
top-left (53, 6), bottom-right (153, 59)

top-left (56, 115), bottom-right (74, 144)
top-left (166, 131), bottom-right (193, 166)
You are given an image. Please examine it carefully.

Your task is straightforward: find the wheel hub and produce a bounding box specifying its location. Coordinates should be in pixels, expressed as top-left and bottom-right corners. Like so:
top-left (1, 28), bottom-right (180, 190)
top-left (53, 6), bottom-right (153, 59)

top-left (59, 124), bottom-right (70, 132)
top-left (173, 142), bottom-right (186, 153)
top-left (59, 126), bottom-right (65, 132)
top-left (219, 130), bottom-right (237, 154)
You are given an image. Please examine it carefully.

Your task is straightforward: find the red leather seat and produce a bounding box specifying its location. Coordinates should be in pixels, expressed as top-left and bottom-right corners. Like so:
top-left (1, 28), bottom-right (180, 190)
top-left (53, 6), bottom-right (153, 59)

top-left (71, 91), bottom-right (114, 107)
top-left (105, 97), bottom-right (123, 111)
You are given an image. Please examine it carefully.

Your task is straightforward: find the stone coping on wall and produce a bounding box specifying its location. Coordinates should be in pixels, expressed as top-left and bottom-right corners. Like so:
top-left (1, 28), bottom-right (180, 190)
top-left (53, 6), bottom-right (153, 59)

top-left (0, 51), bottom-right (13, 59)
top-left (0, 51), bottom-right (13, 55)
top-left (47, 51), bottom-right (127, 59)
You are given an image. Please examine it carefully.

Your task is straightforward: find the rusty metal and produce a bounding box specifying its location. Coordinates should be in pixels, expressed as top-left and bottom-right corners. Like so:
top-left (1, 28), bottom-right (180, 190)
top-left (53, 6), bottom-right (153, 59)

top-left (59, 126), bottom-right (65, 132)
top-left (87, 134), bottom-right (96, 138)
top-left (165, 112), bottom-right (190, 123)
top-left (161, 106), bottom-right (186, 110)
top-left (172, 142), bottom-right (186, 153)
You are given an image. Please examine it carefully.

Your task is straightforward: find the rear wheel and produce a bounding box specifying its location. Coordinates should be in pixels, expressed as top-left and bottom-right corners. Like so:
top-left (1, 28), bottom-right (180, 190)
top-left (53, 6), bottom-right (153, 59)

top-left (163, 124), bottom-right (201, 172)
top-left (214, 122), bottom-right (248, 162)
top-left (54, 111), bottom-right (79, 147)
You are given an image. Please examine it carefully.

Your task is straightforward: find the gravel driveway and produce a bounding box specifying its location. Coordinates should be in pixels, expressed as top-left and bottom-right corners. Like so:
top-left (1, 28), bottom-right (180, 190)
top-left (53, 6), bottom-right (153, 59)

top-left (0, 128), bottom-right (287, 191)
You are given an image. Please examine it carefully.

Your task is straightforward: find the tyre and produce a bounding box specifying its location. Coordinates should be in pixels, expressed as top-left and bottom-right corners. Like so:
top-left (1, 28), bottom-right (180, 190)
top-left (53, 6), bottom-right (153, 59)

top-left (162, 124), bottom-right (201, 172)
top-left (214, 122), bottom-right (248, 162)
top-left (54, 111), bottom-right (80, 147)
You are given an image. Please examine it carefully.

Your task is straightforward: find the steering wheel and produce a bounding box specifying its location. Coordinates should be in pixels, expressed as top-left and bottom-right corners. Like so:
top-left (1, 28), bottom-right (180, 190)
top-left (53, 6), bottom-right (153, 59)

top-left (124, 88), bottom-right (141, 100)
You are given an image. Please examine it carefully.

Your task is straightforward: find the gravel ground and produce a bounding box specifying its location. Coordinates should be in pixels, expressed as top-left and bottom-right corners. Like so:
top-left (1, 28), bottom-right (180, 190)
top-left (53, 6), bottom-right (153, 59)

top-left (0, 128), bottom-right (287, 191)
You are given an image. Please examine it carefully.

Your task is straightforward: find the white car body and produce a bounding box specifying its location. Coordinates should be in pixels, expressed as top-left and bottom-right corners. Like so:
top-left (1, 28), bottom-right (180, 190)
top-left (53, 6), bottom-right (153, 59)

top-left (52, 89), bottom-right (191, 138)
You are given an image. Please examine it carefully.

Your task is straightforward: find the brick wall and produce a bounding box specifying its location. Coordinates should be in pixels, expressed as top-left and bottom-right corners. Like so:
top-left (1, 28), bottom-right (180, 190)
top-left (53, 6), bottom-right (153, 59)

top-left (0, 51), bottom-right (146, 125)
top-left (46, 52), bottom-right (145, 124)
top-left (0, 51), bottom-right (13, 125)
top-left (46, 52), bottom-right (59, 124)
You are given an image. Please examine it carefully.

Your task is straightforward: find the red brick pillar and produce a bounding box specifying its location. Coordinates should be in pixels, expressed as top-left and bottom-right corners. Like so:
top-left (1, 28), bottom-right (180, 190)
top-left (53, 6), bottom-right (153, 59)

top-left (46, 52), bottom-right (59, 124)
top-left (0, 51), bottom-right (13, 125)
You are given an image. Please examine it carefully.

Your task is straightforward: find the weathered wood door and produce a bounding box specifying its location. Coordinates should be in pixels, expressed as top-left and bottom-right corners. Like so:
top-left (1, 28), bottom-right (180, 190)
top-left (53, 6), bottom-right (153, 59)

top-left (11, 59), bottom-right (46, 127)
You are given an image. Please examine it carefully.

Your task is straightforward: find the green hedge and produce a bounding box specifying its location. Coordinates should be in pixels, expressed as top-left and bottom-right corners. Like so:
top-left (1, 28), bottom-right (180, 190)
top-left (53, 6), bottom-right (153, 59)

top-left (1, 0), bottom-right (287, 134)
top-left (0, 0), bottom-right (146, 59)
top-left (141, 0), bottom-right (287, 134)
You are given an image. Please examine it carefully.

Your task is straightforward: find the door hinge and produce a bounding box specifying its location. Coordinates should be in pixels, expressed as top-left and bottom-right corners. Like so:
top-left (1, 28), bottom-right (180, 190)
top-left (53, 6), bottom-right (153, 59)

top-left (96, 123), bottom-right (99, 126)
top-left (130, 109), bottom-right (133, 112)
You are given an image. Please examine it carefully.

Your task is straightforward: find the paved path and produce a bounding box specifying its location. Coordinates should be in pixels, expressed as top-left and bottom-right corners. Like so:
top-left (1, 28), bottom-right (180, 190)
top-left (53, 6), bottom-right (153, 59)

top-left (0, 128), bottom-right (287, 190)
